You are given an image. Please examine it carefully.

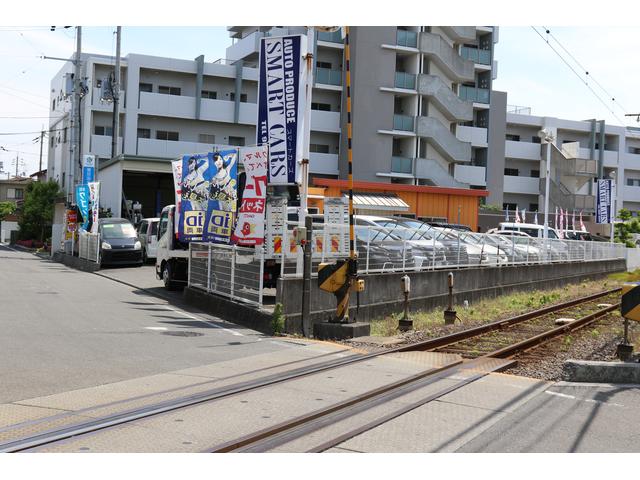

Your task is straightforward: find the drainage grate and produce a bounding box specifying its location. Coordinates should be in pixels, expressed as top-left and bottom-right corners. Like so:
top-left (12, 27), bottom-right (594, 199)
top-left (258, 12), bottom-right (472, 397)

top-left (162, 331), bottom-right (204, 337)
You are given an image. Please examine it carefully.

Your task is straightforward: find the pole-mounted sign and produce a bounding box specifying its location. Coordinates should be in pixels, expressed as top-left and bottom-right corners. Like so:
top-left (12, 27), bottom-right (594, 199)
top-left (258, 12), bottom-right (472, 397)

top-left (257, 34), bottom-right (307, 186)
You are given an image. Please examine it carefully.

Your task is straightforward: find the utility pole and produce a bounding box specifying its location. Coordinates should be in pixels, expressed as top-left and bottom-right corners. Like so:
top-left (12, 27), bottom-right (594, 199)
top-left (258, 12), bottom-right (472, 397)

top-left (69, 26), bottom-right (82, 204)
top-left (38, 129), bottom-right (45, 173)
top-left (110, 26), bottom-right (122, 160)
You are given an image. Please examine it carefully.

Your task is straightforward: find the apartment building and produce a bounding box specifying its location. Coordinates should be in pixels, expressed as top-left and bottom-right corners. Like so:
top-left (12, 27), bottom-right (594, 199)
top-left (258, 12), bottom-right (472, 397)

top-left (227, 26), bottom-right (500, 189)
top-left (47, 26), bottom-right (498, 218)
top-left (489, 111), bottom-right (640, 219)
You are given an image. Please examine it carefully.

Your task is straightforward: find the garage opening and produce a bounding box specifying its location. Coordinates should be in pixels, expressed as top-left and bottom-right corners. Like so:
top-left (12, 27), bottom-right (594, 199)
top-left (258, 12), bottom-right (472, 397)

top-left (122, 171), bottom-right (175, 219)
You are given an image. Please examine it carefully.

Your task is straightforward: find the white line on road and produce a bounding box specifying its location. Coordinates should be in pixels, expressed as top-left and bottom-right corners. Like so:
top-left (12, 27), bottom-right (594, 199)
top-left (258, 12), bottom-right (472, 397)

top-left (545, 390), bottom-right (624, 407)
top-left (145, 327), bottom-right (169, 331)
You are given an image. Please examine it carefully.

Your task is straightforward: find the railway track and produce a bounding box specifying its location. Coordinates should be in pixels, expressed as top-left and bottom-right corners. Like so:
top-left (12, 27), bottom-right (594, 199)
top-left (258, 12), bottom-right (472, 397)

top-left (1, 287), bottom-right (621, 453)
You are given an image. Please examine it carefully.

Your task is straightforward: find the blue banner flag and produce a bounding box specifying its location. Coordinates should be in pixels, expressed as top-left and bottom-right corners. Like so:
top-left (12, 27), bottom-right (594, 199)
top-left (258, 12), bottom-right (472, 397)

top-left (257, 34), bottom-right (307, 185)
top-left (596, 179), bottom-right (612, 224)
top-left (179, 153), bottom-right (212, 241)
top-left (75, 184), bottom-right (90, 230)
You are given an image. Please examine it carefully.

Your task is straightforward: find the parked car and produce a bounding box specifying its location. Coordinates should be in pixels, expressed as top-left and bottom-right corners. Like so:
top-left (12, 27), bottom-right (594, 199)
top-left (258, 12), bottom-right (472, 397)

top-left (98, 218), bottom-right (143, 267)
top-left (355, 215), bottom-right (447, 269)
top-left (426, 221), bottom-right (472, 232)
top-left (137, 217), bottom-right (160, 263)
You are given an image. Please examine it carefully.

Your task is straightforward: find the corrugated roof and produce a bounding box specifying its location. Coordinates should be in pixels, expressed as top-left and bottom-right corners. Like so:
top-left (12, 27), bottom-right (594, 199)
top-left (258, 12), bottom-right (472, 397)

top-left (352, 192), bottom-right (409, 211)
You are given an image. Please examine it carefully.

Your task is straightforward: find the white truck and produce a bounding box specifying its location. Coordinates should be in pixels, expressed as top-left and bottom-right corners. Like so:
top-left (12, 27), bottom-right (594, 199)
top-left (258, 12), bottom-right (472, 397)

top-left (155, 205), bottom-right (190, 290)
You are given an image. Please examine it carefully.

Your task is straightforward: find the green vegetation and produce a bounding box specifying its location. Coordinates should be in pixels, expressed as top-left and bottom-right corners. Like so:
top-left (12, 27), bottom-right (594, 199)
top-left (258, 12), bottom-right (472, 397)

top-left (480, 203), bottom-right (503, 213)
top-left (614, 208), bottom-right (639, 248)
top-left (18, 180), bottom-right (63, 242)
top-left (271, 303), bottom-right (285, 335)
top-left (609, 269), bottom-right (640, 283)
top-left (0, 201), bottom-right (16, 221)
top-left (369, 279), bottom-right (617, 337)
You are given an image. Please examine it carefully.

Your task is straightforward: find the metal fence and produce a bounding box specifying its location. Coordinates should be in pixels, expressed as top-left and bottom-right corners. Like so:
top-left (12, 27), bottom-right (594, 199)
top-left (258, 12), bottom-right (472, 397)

top-left (188, 242), bottom-right (265, 307)
top-left (78, 231), bottom-right (100, 263)
top-left (272, 221), bottom-right (626, 277)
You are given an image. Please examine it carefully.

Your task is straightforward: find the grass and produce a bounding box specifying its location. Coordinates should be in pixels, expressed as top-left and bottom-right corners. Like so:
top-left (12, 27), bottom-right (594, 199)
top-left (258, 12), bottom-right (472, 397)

top-left (608, 269), bottom-right (640, 283)
top-left (370, 278), bottom-right (618, 337)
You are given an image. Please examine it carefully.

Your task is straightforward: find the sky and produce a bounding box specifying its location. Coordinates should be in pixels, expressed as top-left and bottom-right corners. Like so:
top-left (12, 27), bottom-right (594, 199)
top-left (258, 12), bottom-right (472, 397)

top-left (1, 19), bottom-right (640, 178)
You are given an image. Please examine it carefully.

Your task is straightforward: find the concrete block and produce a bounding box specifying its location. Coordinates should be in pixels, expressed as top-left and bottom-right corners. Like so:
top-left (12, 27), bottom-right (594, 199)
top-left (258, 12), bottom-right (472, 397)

top-left (554, 318), bottom-right (574, 325)
top-left (313, 322), bottom-right (371, 340)
top-left (563, 359), bottom-right (640, 384)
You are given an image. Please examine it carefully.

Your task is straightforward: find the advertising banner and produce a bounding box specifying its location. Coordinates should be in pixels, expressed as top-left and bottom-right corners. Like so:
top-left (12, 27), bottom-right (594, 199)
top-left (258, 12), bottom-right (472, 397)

top-left (65, 209), bottom-right (77, 240)
top-left (231, 146), bottom-right (269, 246)
top-left (75, 184), bottom-right (90, 230)
top-left (82, 154), bottom-right (95, 184)
top-left (257, 34), bottom-right (307, 185)
top-left (322, 197), bottom-right (350, 257)
top-left (596, 179), bottom-right (612, 224)
top-left (180, 153), bottom-right (211, 241)
top-left (88, 182), bottom-right (100, 233)
top-left (171, 159), bottom-right (183, 235)
top-left (265, 198), bottom-right (287, 257)
top-left (203, 149), bottom-right (238, 244)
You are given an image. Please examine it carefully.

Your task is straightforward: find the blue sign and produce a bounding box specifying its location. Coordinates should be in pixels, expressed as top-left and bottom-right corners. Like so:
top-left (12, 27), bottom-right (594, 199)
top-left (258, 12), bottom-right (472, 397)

top-left (178, 150), bottom-right (238, 244)
top-left (596, 179), bottom-right (612, 224)
top-left (257, 34), bottom-right (307, 185)
top-left (75, 184), bottom-right (90, 230)
top-left (82, 154), bottom-right (95, 184)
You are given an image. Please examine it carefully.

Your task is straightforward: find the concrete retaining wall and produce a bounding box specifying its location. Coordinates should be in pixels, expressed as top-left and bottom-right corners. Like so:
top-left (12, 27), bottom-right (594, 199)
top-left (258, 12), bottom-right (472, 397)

top-left (563, 359), bottom-right (640, 383)
top-left (278, 259), bottom-right (626, 335)
top-left (52, 252), bottom-right (101, 272)
top-left (626, 248), bottom-right (640, 272)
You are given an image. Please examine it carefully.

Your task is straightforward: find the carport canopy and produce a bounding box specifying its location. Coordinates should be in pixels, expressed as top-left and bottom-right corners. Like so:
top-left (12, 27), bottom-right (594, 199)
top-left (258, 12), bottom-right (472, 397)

top-left (351, 192), bottom-right (409, 211)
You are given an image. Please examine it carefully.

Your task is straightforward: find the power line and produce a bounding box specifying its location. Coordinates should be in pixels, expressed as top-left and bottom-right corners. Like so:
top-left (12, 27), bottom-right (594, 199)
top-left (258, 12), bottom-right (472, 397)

top-left (530, 26), bottom-right (627, 126)
top-left (541, 26), bottom-right (629, 115)
top-left (0, 127), bottom-right (66, 136)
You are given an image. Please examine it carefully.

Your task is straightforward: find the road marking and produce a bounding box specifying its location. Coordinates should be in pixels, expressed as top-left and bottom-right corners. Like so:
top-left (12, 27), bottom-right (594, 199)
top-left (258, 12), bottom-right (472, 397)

top-left (138, 297), bottom-right (245, 337)
top-left (145, 327), bottom-right (168, 331)
top-left (545, 390), bottom-right (624, 407)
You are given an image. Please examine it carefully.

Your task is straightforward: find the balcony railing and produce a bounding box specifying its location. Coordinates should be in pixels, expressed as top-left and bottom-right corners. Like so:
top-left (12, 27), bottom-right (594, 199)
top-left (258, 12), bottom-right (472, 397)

top-left (317, 30), bottom-right (343, 44)
top-left (315, 67), bottom-right (342, 86)
top-left (395, 72), bottom-right (416, 90)
top-left (393, 114), bottom-right (415, 132)
top-left (391, 156), bottom-right (413, 174)
top-left (459, 85), bottom-right (490, 104)
top-left (396, 29), bottom-right (418, 48)
top-left (460, 46), bottom-right (491, 65)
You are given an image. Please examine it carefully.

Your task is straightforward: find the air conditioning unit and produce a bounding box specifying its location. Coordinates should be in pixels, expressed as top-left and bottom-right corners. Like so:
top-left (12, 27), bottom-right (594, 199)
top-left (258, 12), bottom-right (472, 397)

top-left (63, 73), bottom-right (74, 97)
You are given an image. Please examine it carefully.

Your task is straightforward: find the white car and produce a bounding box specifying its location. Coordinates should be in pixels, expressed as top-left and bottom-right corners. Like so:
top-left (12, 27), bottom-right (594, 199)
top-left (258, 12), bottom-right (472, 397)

top-left (137, 217), bottom-right (160, 262)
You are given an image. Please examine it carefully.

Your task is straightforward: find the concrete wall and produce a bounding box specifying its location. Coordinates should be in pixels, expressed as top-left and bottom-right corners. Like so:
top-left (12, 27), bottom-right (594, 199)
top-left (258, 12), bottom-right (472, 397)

top-left (277, 259), bottom-right (626, 334)
top-left (626, 248), bottom-right (640, 272)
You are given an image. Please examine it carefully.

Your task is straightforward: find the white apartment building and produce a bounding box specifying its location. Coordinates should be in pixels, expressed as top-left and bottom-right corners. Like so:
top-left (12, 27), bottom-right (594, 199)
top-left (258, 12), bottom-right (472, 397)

top-left (492, 111), bottom-right (640, 219)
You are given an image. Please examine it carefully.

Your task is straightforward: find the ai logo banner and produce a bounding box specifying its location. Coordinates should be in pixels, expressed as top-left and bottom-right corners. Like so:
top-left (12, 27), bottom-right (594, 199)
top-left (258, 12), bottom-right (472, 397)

top-left (179, 150), bottom-right (238, 243)
top-left (596, 179), bottom-right (612, 224)
top-left (82, 155), bottom-right (95, 184)
top-left (257, 34), bottom-right (307, 185)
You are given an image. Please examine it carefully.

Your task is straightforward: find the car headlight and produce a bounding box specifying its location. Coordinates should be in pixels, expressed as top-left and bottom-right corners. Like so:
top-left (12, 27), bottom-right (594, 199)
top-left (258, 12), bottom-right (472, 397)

top-left (101, 241), bottom-right (111, 249)
top-left (134, 241), bottom-right (142, 250)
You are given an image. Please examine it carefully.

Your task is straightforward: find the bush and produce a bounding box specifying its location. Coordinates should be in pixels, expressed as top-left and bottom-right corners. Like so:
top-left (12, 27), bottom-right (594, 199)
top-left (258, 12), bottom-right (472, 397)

top-left (271, 303), bottom-right (285, 335)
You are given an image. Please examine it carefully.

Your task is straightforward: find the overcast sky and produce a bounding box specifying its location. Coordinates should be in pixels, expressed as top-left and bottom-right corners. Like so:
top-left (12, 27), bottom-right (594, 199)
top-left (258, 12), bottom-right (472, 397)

top-left (1, 23), bottom-right (640, 177)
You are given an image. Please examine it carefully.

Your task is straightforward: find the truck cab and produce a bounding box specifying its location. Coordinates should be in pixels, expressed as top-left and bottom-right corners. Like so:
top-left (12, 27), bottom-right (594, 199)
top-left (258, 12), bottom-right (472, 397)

top-left (155, 205), bottom-right (189, 290)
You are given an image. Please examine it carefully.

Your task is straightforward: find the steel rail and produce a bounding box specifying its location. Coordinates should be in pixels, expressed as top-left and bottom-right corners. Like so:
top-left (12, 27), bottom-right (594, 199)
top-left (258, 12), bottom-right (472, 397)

top-left (2, 288), bottom-right (619, 453)
top-left (396, 287), bottom-right (620, 353)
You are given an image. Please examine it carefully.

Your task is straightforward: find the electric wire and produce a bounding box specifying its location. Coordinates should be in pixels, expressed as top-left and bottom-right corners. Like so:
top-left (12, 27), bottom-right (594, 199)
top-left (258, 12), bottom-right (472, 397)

top-left (541, 26), bottom-right (629, 115)
top-left (530, 26), bottom-right (627, 126)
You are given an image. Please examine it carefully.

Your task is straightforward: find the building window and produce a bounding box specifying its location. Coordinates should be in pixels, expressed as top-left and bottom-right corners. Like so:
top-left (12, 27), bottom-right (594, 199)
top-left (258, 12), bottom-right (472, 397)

top-left (504, 168), bottom-right (519, 176)
top-left (310, 144), bottom-right (330, 154)
top-left (530, 169), bottom-right (540, 178)
top-left (627, 178), bottom-right (640, 187)
top-left (505, 134), bottom-right (520, 142)
top-left (139, 82), bottom-right (153, 93)
top-left (228, 136), bottom-right (245, 146)
top-left (94, 126), bottom-right (113, 136)
top-left (52, 99), bottom-right (56, 111)
top-left (529, 203), bottom-right (539, 211)
top-left (201, 90), bottom-right (217, 100)
top-left (562, 139), bottom-right (576, 144)
top-left (531, 136), bottom-right (541, 144)
top-left (316, 61), bottom-right (332, 69)
top-left (137, 128), bottom-right (151, 139)
top-left (13, 188), bottom-right (23, 200)
top-left (628, 146), bottom-right (640, 155)
top-left (158, 85), bottom-right (181, 96)
top-left (503, 203), bottom-right (517, 211)
top-left (198, 134), bottom-right (215, 144)
top-left (62, 172), bottom-right (65, 188)
top-left (156, 131), bottom-right (179, 141)
top-left (229, 92), bottom-right (248, 103)
top-left (311, 102), bottom-right (331, 111)
top-left (63, 127), bottom-right (68, 144)
top-left (50, 135), bottom-right (54, 148)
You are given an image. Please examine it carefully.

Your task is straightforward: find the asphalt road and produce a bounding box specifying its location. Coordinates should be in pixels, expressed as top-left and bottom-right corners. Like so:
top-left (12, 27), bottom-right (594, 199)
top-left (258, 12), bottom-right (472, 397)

top-left (0, 244), bottom-right (293, 403)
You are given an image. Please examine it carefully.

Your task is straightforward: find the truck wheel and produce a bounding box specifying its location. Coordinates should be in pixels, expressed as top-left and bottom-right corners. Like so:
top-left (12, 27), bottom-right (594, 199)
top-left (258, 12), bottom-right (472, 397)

top-left (163, 262), bottom-right (177, 291)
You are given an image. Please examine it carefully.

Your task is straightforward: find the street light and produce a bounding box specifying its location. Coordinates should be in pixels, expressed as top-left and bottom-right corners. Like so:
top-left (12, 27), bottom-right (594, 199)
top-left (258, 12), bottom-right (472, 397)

top-left (538, 128), bottom-right (555, 240)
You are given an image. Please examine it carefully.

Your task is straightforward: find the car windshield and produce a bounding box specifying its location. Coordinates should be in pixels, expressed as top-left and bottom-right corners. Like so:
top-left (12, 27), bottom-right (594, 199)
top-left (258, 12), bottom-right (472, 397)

top-left (101, 222), bottom-right (137, 239)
